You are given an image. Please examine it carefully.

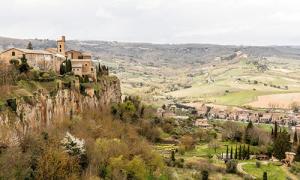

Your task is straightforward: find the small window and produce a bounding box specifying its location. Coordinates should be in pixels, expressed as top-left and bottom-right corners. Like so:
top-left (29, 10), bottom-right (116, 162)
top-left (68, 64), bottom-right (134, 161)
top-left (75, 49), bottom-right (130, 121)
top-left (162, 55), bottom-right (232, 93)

top-left (91, 68), bottom-right (93, 71)
top-left (60, 45), bottom-right (61, 48)
top-left (12, 51), bottom-right (15, 56)
top-left (60, 49), bottom-right (62, 52)
top-left (85, 64), bottom-right (87, 66)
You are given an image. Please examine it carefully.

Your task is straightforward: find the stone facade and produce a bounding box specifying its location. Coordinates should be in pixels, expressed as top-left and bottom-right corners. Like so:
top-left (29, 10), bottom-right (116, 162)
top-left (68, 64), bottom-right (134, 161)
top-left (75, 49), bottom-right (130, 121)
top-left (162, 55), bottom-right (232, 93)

top-left (0, 36), bottom-right (96, 80)
top-left (0, 48), bottom-right (64, 71)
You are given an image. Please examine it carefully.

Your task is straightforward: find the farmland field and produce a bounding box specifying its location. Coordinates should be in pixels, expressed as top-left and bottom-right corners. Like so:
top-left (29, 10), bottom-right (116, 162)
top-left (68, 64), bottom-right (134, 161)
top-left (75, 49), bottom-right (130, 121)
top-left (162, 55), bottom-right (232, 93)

top-left (247, 92), bottom-right (300, 109)
top-left (103, 54), bottom-right (300, 109)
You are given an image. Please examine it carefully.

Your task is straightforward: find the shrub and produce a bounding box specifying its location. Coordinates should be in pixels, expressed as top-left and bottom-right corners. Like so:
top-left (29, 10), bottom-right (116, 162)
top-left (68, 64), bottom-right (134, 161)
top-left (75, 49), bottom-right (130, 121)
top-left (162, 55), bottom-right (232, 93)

top-left (34, 147), bottom-right (80, 179)
top-left (201, 170), bottom-right (209, 180)
top-left (179, 135), bottom-right (196, 151)
top-left (226, 159), bottom-right (238, 173)
top-left (256, 161), bottom-right (261, 168)
top-left (6, 99), bottom-right (17, 112)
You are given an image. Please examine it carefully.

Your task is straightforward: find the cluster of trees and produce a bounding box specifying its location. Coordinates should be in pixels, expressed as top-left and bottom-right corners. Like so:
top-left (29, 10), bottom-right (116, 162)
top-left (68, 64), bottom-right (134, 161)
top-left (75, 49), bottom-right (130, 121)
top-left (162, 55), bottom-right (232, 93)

top-left (0, 106), bottom-right (167, 179)
top-left (10, 55), bottom-right (30, 74)
top-left (220, 120), bottom-right (296, 161)
top-left (224, 144), bottom-right (251, 160)
top-left (271, 122), bottom-right (292, 160)
top-left (59, 59), bottom-right (72, 75)
top-left (96, 64), bottom-right (109, 77)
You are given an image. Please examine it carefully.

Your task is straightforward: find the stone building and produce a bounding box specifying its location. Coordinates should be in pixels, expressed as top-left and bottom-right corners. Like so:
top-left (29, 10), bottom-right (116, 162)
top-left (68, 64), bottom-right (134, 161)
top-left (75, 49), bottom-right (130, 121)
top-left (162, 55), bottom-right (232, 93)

top-left (0, 48), bottom-right (63, 71)
top-left (0, 36), bottom-right (96, 80)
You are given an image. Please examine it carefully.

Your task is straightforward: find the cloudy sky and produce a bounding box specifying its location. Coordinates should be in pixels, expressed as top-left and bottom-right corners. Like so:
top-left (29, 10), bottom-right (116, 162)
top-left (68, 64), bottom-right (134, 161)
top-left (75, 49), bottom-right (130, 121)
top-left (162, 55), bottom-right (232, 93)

top-left (1, 0), bottom-right (300, 45)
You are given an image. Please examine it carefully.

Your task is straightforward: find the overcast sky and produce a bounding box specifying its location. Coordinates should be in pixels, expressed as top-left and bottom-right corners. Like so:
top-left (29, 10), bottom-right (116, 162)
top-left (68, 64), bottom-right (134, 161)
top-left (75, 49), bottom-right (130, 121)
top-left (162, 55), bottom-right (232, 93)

top-left (1, 0), bottom-right (300, 45)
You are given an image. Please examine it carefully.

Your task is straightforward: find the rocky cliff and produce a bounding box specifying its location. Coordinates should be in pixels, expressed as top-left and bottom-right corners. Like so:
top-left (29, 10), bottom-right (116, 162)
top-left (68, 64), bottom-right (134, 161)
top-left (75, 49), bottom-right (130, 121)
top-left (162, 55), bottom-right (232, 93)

top-left (0, 76), bottom-right (121, 145)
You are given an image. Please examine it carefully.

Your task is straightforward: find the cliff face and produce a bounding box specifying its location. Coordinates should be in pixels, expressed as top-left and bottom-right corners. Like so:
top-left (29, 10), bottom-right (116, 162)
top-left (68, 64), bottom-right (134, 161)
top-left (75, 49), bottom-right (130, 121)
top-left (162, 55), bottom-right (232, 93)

top-left (0, 77), bottom-right (121, 145)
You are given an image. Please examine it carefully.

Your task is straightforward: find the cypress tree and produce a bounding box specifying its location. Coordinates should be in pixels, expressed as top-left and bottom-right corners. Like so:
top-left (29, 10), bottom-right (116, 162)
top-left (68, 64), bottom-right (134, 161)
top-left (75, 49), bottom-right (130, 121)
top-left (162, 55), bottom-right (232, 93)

top-left (235, 145), bottom-right (238, 159)
top-left (239, 145), bottom-right (242, 160)
top-left (273, 129), bottom-right (291, 160)
top-left (27, 41), bottom-right (33, 49)
top-left (230, 146), bottom-right (233, 159)
top-left (271, 128), bottom-right (274, 137)
top-left (226, 146), bottom-right (229, 159)
top-left (274, 121), bottom-right (278, 139)
top-left (65, 59), bottom-right (72, 73)
top-left (60, 63), bottom-right (66, 75)
top-left (171, 150), bottom-right (176, 161)
top-left (245, 121), bottom-right (254, 144)
top-left (247, 145), bottom-right (250, 159)
top-left (294, 130), bottom-right (298, 145)
top-left (263, 172), bottom-right (268, 180)
top-left (242, 145), bottom-right (246, 160)
top-left (296, 144), bottom-right (300, 162)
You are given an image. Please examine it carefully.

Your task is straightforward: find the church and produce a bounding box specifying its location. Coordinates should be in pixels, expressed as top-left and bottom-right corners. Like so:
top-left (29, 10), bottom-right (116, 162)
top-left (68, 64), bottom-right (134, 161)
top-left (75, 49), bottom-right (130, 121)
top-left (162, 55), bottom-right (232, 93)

top-left (0, 36), bottom-right (96, 80)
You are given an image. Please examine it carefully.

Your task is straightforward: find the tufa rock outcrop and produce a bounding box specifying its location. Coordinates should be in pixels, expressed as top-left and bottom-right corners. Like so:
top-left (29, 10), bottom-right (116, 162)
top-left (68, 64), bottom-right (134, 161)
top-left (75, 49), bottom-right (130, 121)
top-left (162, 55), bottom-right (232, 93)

top-left (0, 77), bottom-right (121, 145)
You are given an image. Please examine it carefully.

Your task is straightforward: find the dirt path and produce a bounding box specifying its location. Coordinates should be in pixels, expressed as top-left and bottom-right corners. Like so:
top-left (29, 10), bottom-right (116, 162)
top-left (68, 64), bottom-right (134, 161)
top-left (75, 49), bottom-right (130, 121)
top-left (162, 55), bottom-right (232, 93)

top-left (281, 166), bottom-right (299, 180)
top-left (238, 161), bottom-right (299, 180)
top-left (237, 162), bottom-right (256, 179)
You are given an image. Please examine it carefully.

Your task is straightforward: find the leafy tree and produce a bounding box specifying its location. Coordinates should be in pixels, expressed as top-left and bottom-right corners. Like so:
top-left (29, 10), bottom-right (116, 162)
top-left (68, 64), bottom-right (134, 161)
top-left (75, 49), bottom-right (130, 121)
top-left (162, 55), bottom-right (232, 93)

top-left (34, 147), bottom-right (80, 179)
top-left (180, 135), bottom-right (195, 151)
top-left (273, 129), bottom-right (291, 160)
top-left (27, 42), bottom-right (33, 50)
top-left (290, 102), bottom-right (299, 113)
top-left (84, 75), bottom-right (89, 83)
top-left (208, 140), bottom-right (220, 153)
top-left (245, 121), bottom-right (254, 144)
top-left (19, 55), bottom-right (30, 73)
top-left (126, 156), bottom-right (148, 180)
top-left (226, 160), bottom-right (238, 173)
top-left (295, 144), bottom-right (300, 162)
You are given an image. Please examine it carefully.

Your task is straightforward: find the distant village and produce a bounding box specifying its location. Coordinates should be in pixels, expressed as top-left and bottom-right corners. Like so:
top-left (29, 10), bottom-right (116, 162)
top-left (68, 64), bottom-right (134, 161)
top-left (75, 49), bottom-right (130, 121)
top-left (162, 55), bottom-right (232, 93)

top-left (0, 36), bottom-right (97, 81)
top-left (157, 102), bottom-right (300, 132)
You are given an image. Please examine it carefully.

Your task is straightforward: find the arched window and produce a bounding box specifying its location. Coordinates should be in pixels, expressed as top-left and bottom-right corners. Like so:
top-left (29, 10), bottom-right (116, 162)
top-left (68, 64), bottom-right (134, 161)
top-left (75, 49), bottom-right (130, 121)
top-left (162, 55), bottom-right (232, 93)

top-left (12, 51), bottom-right (15, 56)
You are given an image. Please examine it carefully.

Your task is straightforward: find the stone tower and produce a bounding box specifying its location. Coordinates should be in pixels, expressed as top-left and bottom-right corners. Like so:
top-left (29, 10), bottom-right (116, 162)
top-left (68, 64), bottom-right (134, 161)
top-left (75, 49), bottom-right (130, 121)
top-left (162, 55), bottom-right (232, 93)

top-left (57, 36), bottom-right (66, 55)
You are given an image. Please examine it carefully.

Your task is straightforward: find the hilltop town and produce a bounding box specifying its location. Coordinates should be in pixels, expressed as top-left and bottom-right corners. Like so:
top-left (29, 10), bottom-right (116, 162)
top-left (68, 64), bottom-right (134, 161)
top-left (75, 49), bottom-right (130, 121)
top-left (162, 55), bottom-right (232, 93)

top-left (0, 36), bottom-right (97, 81)
top-left (0, 36), bottom-right (300, 179)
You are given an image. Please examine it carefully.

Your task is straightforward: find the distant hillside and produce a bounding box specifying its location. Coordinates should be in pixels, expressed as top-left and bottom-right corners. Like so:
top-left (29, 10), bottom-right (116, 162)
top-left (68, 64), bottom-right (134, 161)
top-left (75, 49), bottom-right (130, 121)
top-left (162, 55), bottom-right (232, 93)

top-left (1, 36), bottom-right (300, 66)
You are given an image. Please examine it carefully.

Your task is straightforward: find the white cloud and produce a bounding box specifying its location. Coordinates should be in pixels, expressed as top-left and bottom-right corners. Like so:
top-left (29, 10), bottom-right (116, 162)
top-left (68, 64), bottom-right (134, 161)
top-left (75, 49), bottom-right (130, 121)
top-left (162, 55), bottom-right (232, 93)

top-left (0, 0), bottom-right (300, 45)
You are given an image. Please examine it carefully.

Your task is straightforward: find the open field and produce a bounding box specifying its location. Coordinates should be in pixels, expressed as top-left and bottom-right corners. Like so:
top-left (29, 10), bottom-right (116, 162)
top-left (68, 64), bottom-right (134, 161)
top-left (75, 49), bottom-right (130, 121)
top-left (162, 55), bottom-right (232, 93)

top-left (247, 92), bottom-right (300, 109)
top-left (242, 163), bottom-right (287, 180)
top-left (104, 55), bottom-right (300, 109)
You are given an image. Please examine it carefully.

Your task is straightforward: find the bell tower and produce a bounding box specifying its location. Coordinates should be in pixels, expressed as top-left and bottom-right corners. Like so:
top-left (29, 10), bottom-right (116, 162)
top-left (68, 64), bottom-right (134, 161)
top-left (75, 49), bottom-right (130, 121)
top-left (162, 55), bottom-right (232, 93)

top-left (57, 36), bottom-right (66, 55)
